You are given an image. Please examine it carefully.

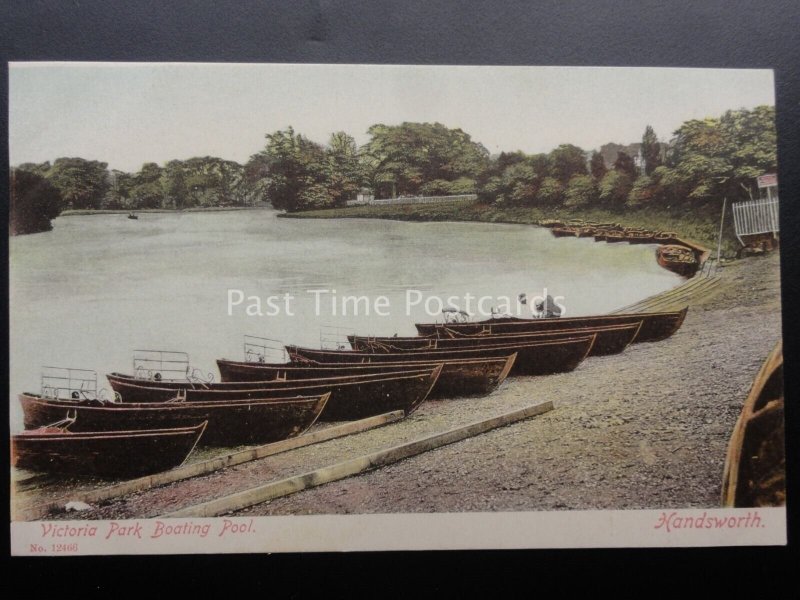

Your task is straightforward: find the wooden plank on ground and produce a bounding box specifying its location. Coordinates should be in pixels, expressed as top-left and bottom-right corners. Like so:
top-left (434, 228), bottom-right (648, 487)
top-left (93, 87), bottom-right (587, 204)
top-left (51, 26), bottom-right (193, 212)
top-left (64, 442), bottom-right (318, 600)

top-left (611, 276), bottom-right (720, 314)
top-left (163, 400), bottom-right (554, 518)
top-left (14, 410), bottom-right (404, 522)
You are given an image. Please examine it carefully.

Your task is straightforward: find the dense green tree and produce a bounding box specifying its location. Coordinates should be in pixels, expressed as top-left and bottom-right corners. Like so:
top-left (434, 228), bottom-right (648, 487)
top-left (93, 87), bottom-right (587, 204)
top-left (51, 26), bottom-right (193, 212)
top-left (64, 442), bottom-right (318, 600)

top-left (641, 126), bottom-right (662, 175)
top-left (257, 127), bottom-right (330, 211)
top-left (627, 174), bottom-right (659, 208)
top-left (536, 177), bottom-right (565, 205)
top-left (46, 157), bottom-right (109, 210)
top-left (548, 144), bottom-right (588, 184)
top-left (161, 161), bottom-right (189, 209)
top-left (326, 131), bottom-right (364, 207)
top-left (10, 168), bottom-right (63, 234)
top-left (589, 152), bottom-right (607, 181)
top-left (613, 151), bottom-right (638, 179)
top-left (564, 175), bottom-right (597, 207)
top-left (362, 122), bottom-right (488, 198)
top-left (598, 170), bottom-right (632, 207)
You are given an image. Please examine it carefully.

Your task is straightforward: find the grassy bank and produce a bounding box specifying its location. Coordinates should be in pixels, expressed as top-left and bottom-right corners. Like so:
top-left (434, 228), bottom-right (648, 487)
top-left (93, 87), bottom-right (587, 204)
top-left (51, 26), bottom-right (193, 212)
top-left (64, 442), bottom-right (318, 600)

top-left (60, 206), bottom-right (270, 216)
top-left (282, 200), bottom-right (738, 256)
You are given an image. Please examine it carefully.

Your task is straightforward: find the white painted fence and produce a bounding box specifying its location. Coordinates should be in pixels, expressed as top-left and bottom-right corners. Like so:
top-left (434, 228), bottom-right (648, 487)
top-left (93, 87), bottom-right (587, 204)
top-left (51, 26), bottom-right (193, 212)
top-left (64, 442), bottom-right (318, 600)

top-left (346, 194), bottom-right (477, 207)
top-left (732, 197), bottom-right (779, 244)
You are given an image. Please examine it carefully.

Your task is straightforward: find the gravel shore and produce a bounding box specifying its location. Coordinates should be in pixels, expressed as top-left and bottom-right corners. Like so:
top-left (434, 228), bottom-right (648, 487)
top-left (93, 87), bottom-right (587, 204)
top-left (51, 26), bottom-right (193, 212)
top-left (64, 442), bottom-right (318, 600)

top-left (26, 252), bottom-right (782, 519)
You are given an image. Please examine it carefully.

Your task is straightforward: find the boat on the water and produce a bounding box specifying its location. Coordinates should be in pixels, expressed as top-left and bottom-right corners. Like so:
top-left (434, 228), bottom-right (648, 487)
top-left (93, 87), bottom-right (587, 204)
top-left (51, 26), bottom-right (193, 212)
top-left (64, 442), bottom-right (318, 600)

top-left (654, 231), bottom-right (677, 243)
top-left (11, 419), bottom-right (206, 478)
top-left (215, 356), bottom-right (515, 399)
top-left (286, 336), bottom-right (595, 377)
top-left (19, 392), bottom-right (330, 445)
top-left (415, 307), bottom-right (688, 344)
top-left (127, 212), bottom-right (138, 220)
top-left (551, 227), bottom-right (577, 238)
top-left (722, 341), bottom-right (784, 507)
top-left (656, 244), bottom-right (700, 277)
top-left (106, 367), bottom-right (442, 419)
top-left (626, 230), bottom-right (657, 244)
top-left (349, 321), bottom-right (641, 357)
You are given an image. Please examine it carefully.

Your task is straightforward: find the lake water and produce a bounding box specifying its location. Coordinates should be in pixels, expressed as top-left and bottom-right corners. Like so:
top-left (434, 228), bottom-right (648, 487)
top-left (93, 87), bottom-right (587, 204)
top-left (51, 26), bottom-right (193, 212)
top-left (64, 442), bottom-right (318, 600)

top-left (9, 209), bottom-right (682, 430)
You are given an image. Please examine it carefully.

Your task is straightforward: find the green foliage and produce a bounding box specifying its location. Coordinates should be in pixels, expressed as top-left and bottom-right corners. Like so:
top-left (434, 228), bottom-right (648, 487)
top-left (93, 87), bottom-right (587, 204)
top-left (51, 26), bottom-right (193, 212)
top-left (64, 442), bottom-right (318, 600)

top-left (641, 125), bottom-right (662, 175)
top-left (46, 157), bottom-right (110, 210)
top-left (10, 168), bottom-right (63, 234)
top-left (613, 151), bottom-right (638, 179)
top-left (549, 144), bottom-right (588, 184)
top-left (589, 152), bottom-right (607, 180)
top-left (627, 174), bottom-right (659, 208)
top-left (564, 175), bottom-right (597, 207)
top-left (362, 122), bottom-right (489, 198)
top-left (255, 127), bottom-right (329, 211)
top-left (537, 177), bottom-right (565, 206)
top-left (598, 170), bottom-right (632, 207)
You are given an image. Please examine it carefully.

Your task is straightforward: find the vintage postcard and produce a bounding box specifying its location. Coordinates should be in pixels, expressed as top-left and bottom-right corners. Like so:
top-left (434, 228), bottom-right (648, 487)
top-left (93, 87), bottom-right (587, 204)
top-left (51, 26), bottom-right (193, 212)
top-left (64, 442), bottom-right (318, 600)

top-left (8, 63), bottom-right (785, 554)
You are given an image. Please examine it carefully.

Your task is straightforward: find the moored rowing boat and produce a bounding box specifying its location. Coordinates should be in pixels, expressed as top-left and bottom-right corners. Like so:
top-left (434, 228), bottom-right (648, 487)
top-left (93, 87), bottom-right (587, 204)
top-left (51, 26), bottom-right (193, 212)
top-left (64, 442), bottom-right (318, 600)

top-left (107, 367), bottom-right (442, 420)
top-left (12, 420), bottom-right (206, 478)
top-left (351, 321), bottom-right (640, 357)
top-left (19, 392), bottom-right (330, 445)
top-left (415, 307), bottom-right (687, 344)
top-left (287, 336), bottom-right (595, 377)
top-left (215, 356), bottom-right (515, 399)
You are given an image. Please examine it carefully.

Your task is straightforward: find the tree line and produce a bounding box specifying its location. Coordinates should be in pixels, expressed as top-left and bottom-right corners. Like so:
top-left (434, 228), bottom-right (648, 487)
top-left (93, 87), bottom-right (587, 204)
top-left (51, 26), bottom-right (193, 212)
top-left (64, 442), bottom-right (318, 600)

top-left (10, 106), bottom-right (776, 234)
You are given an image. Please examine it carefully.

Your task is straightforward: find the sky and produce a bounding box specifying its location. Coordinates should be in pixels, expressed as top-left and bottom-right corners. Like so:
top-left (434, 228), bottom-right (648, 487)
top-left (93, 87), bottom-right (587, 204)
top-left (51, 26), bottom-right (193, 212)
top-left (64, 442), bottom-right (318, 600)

top-left (9, 63), bottom-right (775, 173)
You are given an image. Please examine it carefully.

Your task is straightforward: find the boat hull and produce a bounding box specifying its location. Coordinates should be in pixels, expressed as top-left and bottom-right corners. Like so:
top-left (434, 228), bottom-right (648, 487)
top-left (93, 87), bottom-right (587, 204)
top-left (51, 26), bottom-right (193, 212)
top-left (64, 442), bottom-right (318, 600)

top-left (415, 308), bottom-right (687, 344)
top-left (108, 368), bottom-right (441, 420)
top-left (350, 322), bottom-right (640, 357)
top-left (215, 356), bottom-right (514, 399)
top-left (19, 393), bottom-right (329, 446)
top-left (287, 337), bottom-right (594, 377)
top-left (12, 422), bottom-right (206, 478)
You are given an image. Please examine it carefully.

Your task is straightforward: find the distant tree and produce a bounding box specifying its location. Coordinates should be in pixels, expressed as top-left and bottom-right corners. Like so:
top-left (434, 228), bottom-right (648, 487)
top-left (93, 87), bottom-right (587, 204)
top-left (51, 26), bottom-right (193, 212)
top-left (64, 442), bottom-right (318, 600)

top-left (362, 122), bottom-right (489, 198)
top-left (536, 177), bottom-right (565, 205)
top-left (326, 131), bottom-right (364, 206)
top-left (598, 170), bottom-right (632, 207)
top-left (641, 126), bottom-right (662, 176)
top-left (46, 157), bottom-right (109, 209)
top-left (10, 168), bottom-right (63, 234)
top-left (613, 151), bottom-right (638, 179)
top-left (548, 144), bottom-right (588, 184)
top-left (257, 127), bottom-right (330, 211)
top-left (589, 152), bottom-right (607, 181)
top-left (161, 161), bottom-right (189, 209)
top-left (564, 175), bottom-right (597, 207)
top-left (447, 177), bottom-right (478, 195)
top-left (627, 174), bottom-right (659, 208)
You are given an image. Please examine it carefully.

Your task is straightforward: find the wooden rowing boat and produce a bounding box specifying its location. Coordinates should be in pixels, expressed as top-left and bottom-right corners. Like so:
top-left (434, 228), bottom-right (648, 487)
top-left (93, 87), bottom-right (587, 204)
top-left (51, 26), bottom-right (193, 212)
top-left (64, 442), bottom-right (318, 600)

top-left (12, 420), bottom-right (206, 478)
top-left (605, 231), bottom-right (626, 243)
top-left (215, 356), bottom-right (516, 399)
top-left (551, 227), bottom-right (577, 237)
top-left (107, 367), bottom-right (441, 419)
top-left (721, 341), bottom-right (784, 507)
top-left (415, 307), bottom-right (687, 344)
top-left (656, 244), bottom-right (700, 277)
top-left (19, 392), bottom-right (330, 446)
top-left (350, 322), bottom-right (640, 357)
top-left (626, 230), bottom-right (657, 244)
top-left (287, 336), bottom-right (595, 377)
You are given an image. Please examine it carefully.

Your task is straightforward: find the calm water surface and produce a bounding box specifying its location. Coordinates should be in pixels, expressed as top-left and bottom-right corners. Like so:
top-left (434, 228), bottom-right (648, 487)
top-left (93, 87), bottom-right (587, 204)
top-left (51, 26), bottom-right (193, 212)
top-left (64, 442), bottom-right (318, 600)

top-left (9, 209), bottom-right (682, 430)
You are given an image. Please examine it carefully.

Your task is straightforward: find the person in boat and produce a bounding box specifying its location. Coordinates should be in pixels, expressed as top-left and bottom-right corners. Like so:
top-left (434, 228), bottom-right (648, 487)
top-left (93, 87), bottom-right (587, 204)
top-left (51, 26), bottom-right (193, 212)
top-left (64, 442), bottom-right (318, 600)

top-left (442, 307), bottom-right (470, 323)
top-left (534, 295), bottom-right (562, 318)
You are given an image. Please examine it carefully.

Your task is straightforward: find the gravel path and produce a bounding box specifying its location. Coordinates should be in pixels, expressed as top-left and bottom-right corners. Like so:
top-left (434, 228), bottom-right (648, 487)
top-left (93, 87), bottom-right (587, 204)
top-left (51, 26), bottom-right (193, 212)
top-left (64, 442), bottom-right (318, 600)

top-left (24, 253), bottom-right (782, 519)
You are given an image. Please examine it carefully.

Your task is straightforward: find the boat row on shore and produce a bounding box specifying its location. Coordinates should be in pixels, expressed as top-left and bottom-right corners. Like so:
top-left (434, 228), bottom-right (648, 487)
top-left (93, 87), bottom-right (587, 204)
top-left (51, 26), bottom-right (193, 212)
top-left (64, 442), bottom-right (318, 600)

top-left (540, 219), bottom-right (703, 277)
top-left (12, 307), bottom-right (689, 479)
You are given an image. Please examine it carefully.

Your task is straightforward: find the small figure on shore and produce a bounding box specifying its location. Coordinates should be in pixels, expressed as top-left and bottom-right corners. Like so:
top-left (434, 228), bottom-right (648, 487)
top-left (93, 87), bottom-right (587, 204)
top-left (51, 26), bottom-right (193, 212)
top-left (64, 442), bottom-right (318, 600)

top-left (534, 295), bottom-right (562, 319)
